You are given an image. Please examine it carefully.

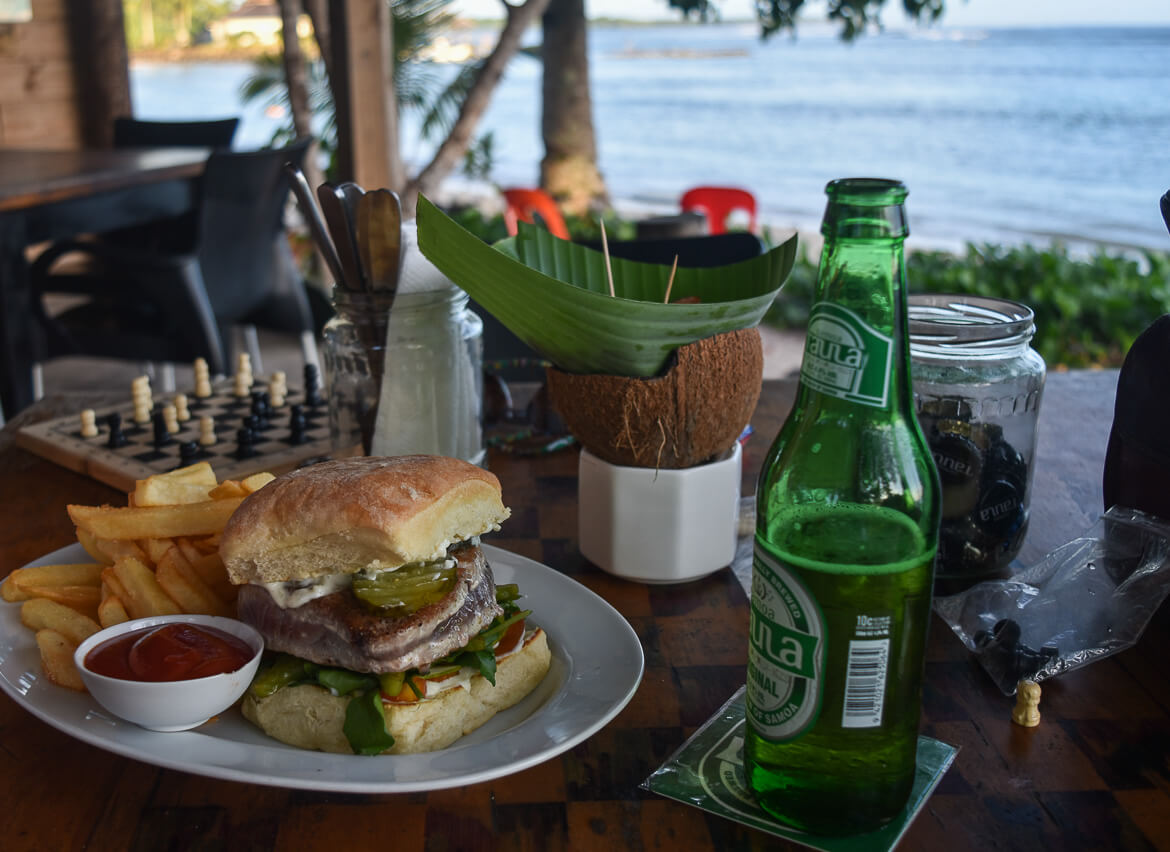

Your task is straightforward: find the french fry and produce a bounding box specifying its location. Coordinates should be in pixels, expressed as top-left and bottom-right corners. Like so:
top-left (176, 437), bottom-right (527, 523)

top-left (138, 537), bottom-right (173, 566)
top-left (134, 462), bottom-right (217, 506)
top-left (69, 498), bottom-right (244, 541)
top-left (35, 630), bottom-right (85, 691)
top-left (175, 537), bottom-right (205, 567)
top-left (157, 548), bottom-right (230, 617)
top-left (18, 585), bottom-right (101, 618)
top-left (241, 472), bottom-right (275, 493)
top-left (207, 480), bottom-right (248, 500)
top-left (98, 593), bottom-right (130, 628)
top-left (21, 598), bottom-right (101, 646)
top-left (103, 556), bottom-right (182, 619)
top-left (2, 563), bottom-right (103, 602)
top-left (190, 534), bottom-right (220, 554)
top-left (189, 552), bottom-right (236, 603)
top-left (81, 533), bottom-right (146, 564)
top-left (75, 527), bottom-right (114, 565)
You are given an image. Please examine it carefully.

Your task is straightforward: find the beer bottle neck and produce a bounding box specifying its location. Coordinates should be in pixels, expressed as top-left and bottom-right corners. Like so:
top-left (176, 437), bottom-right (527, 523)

top-left (797, 179), bottom-right (913, 414)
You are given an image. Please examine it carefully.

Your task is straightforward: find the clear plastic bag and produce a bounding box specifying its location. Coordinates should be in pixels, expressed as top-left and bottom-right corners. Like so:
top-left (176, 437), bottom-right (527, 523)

top-left (933, 506), bottom-right (1170, 694)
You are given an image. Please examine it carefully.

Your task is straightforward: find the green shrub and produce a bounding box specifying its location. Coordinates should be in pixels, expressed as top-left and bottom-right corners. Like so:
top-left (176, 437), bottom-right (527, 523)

top-left (767, 243), bottom-right (1170, 369)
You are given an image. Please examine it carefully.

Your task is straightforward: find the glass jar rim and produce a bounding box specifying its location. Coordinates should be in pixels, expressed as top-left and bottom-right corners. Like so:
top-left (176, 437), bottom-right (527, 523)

top-left (908, 294), bottom-right (1035, 349)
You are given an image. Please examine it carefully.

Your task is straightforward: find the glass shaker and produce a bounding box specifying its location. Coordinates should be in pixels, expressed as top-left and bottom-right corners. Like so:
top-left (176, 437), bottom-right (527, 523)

top-left (908, 294), bottom-right (1046, 588)
top-left (370, 285), bottom-right (485, 465)
top-left (322, 287), bottom-right (392, 455)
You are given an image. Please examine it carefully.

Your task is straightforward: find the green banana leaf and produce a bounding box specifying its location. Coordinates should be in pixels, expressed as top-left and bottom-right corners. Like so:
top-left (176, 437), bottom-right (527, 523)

top-left (415, 195), bottom-right (798, 377)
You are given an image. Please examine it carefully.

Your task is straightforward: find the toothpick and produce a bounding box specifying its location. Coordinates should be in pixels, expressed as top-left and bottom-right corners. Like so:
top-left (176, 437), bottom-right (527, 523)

top-left (664, 254), bottom-right (679, 303)
top-left (600, 219), bottom-right (615, 297)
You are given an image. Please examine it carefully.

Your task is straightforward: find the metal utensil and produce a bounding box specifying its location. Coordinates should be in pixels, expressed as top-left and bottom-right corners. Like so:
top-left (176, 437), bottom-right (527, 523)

top-left (282, 163), bottom-right (347, 289)
top-left (317, 181), bottom-right (364, 292)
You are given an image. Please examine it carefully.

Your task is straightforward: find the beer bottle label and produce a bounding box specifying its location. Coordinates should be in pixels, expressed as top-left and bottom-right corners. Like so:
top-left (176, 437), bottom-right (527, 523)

top-left (746, 547), bottom-right (824, 741)
top-left (800, 303), bottom-right (893, 408)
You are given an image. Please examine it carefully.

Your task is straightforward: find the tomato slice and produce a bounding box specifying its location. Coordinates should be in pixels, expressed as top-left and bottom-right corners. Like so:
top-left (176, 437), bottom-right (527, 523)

top-left (495, 619), bottom-right (526, 658)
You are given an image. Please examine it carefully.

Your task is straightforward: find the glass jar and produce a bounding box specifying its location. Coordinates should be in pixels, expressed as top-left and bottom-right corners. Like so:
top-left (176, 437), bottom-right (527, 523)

top-left (369, 287), bottom-right (485, 466)
top-left (322, 288), bottom-right (393, 455)
top-left (908, 294), bottom-right (1046, 588)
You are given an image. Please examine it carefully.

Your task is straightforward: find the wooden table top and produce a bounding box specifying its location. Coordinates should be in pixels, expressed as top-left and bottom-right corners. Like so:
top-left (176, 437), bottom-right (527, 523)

top-left (3, 370), bottom-right (1167, 851)
top-left (0, 147), bottom-right (208, 213)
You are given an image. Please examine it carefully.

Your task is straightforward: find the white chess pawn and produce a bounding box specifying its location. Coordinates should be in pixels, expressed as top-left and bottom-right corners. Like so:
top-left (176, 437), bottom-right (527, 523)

top-left (174, 393), bottom-right (190, 422)
top-left (233, 371), bottom-right (252, 399)
top-left (198, 415), bottom-right (217, 447)
top-left (131, 375), bottom-right (153, 412)
top-left (193, 358), bottom-right (213, 399)
top-left (163, 404), bottom-right (179, 434)
top-left (79, 409), bottom-right (99, 438)
top-left (269, 375), bottom-right (286, 408)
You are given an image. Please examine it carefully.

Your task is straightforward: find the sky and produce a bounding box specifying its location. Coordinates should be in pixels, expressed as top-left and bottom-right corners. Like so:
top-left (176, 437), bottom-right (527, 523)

top-left (453, 0), bottom-right (1170, 27)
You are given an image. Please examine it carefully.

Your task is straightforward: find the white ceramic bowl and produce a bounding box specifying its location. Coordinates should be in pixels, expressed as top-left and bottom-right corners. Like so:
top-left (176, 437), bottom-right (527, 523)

top-left (74, 614), bottom-right (263, 732)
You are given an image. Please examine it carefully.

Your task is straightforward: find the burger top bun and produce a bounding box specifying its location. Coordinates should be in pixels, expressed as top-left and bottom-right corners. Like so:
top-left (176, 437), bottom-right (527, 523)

top-left (220, 455), bottom-right (510, 585)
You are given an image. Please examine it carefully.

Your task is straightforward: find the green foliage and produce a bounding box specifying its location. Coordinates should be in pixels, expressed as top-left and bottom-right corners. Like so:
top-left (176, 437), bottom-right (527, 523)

top-left (240, 0), bottom-right (493, 181)
top-left (767, 243), bottom-right (1170, 369)
top-left (660, 0), bottom-right (944, 40)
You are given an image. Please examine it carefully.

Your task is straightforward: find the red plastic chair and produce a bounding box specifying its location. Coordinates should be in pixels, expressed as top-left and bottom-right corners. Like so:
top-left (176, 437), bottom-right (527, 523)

top-left (502, 188), bottom-right (570, 240)
top-left (680, 186), bottom-right (758, 235)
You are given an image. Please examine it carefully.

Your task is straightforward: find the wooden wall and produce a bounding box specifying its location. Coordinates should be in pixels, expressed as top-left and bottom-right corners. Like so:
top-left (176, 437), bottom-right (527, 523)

top-left (0, 0), bottom-right (81, 148)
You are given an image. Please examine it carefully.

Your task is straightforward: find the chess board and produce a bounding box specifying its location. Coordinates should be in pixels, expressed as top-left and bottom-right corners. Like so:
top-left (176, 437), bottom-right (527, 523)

top-left (15, 382), bottom-right (335, 493)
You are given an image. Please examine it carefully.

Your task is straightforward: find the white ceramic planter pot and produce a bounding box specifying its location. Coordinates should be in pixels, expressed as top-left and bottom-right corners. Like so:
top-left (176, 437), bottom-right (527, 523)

top-left (578, 442), bottom-right (742, 584)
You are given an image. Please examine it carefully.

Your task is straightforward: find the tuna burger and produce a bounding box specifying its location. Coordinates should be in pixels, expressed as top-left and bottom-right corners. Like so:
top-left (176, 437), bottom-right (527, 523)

top-left (219, 455), bottom-right (550, 755)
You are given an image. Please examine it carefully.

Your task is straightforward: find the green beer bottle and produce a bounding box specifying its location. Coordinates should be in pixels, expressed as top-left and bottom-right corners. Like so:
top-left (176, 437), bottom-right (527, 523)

top-left (745, 178), bottom-right (940, 835)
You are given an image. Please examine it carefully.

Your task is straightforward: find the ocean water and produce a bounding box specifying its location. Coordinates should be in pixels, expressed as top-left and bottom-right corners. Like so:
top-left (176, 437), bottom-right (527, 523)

top-left (131, 23), bottom-right (1170, 252)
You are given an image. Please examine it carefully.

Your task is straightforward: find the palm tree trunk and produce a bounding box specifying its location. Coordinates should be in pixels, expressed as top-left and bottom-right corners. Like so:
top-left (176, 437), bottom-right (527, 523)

top-left (539, 0), bottom-right (607, 216)
top-left (404, 0), bottom-right (553, 217)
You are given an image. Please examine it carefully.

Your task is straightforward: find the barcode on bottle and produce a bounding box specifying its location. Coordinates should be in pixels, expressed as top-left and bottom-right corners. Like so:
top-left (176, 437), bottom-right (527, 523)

top-left (841, 639), bottom-right (889, 728)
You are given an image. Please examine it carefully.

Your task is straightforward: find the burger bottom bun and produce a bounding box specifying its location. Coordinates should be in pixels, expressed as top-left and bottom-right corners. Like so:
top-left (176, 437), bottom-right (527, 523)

top-left (241, 629), bottom-right (551, 755)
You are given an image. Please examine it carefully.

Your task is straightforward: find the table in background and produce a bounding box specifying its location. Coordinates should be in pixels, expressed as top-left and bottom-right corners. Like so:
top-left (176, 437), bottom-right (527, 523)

top-left (2, 370), bottom-right (1167, 851)
top-left (0, 147), bottom-right (208, 416)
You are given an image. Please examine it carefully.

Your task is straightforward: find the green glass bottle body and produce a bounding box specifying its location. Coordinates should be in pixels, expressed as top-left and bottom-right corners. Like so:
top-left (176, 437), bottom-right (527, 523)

top-left (745, 179), bottom-right (940, 835)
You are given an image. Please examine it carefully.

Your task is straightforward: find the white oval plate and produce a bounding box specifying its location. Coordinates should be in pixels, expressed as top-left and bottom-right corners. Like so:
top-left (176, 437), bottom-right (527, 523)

top-left (0, 543), bottom-right (644, 793)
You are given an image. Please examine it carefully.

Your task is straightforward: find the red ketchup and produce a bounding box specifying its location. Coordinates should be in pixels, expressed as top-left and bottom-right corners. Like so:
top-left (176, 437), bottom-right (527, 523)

top-left (85, 623), bottom-right (254, 682)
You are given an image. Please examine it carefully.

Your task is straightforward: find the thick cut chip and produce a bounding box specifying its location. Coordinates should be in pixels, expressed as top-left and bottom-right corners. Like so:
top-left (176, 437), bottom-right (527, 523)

top-left (98, 593), bottom-right (130, 628)
top-left (103, 556), bottom-right (182, 619)
top-left (35, 630), bottom-right (85, 691)
top-left (1, 563), bottom-right (102, 602)
top-left (21, 598), bottom-right (101, 646)
top-left (241, 472), bottom-right (275, 493)
top-left (133, 462), bottom-right (218, 506)
top-left (69, 498), bottom-right (244, 541)
top-left (208, 480), bottom-right (248, 500)
top-left (156, 547), bottom-right (230, 617)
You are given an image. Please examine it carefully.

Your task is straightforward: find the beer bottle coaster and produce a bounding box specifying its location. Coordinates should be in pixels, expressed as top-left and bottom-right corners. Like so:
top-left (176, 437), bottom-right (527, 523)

top-left (642, 686), bottom-right (958, 850)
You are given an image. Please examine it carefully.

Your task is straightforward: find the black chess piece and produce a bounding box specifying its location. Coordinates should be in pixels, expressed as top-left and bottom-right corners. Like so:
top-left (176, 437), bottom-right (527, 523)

top-left (178, 440), bottom-right (200, 467)
top-left (106, 412), bottom-right (128, 449)
top-left (235, 426), bottom-right (258, 460)
top-left (303, 363), bottom-right (324, 408)
top-left (288, 405), bottom-right (308, 446)
top-left (251, 390), bottom-right (270, 430)
top-left (152, 411), bottom-right (173, 449)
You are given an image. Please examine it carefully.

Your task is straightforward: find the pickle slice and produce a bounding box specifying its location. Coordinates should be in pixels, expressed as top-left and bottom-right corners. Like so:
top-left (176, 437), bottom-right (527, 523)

top-left (353, 560), bottom-right (457, 613)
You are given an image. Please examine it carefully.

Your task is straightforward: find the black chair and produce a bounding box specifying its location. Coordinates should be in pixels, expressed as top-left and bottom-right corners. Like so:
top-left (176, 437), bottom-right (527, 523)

top-left (476, 232), bottom-right (767, 382)
top-left (106, 117), bottom-right (240, 252)
top-left (112, 116), bottom-right (240, 149)
top-left (29, 138), bottom-right (314, 378)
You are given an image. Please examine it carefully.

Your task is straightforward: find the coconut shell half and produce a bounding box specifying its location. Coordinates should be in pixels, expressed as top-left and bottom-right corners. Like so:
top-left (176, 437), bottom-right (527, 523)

top-left (547, 327), bottom-right (763, 469)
